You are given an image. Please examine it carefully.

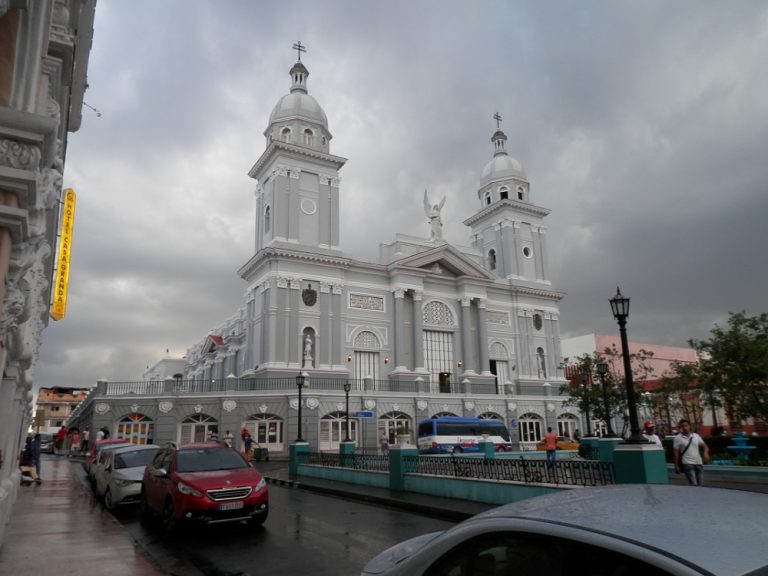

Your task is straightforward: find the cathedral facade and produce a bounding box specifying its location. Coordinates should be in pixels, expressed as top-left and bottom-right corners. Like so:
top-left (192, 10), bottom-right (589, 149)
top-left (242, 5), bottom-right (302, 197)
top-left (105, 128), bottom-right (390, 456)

top-left (71, 55), bottom-right (576, 453)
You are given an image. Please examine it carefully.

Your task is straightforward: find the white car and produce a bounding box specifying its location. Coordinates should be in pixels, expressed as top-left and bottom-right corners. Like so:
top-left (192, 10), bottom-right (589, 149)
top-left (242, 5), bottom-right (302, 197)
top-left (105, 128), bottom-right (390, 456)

top-left (94, 444), bottom-right (160, 510)
top-left (362, 484), bottom-right (768, 576)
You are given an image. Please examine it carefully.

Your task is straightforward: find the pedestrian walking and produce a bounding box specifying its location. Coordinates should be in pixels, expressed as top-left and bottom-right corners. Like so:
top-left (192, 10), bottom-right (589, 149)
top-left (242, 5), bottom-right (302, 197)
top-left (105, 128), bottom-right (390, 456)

top-left (19, 437), bottom-right (40, 485)
top-left (544, 427), bottom-right (558, 469)
top-left (379, 431), bottom-right (390, 455)
top-left (68, 429), bottom-right (81, 457)
top-left (642, 421), bottom-right (662, 446)
top-left (243, 433), bottom-right (254, 461)
top-left (674, 418), bottom-right (710, 486)
top-left (31, 434), bottom-right (42, 481)
top-left (223, 430), bottom-right (234, 447)
top-left (55, 425), bottom-right (68, 453)
top-left (81, 426), bottom-right (90, 454)
top-left (95, 427), bottom-right (105, 441)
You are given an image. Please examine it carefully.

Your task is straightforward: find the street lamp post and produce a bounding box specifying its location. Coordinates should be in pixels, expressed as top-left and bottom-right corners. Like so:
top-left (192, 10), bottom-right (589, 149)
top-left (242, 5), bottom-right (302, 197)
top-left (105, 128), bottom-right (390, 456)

top-left (581, 371), bottom-right (593, 437)
top-left (609, 287), bottom-right (645, 443)
top-left (295, 372), bottom-right (306, 443)
top-left (343, 381), bottom-right (351, 442)
top-left (596, 362), bottom-right (615, 437)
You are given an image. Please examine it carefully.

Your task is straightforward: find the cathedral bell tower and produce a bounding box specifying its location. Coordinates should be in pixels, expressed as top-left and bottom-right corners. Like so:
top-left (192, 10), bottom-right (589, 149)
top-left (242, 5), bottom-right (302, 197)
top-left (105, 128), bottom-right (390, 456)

top-left (248, 48), bottom-right (347, 254)
top-left (463, 117), bottom-right (552, 285)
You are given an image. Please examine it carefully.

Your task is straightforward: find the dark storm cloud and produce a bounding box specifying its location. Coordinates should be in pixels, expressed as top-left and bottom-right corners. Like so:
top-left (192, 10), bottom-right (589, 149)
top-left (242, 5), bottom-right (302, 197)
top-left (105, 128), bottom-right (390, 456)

top-left (36, 1), bottom-right (768, 389)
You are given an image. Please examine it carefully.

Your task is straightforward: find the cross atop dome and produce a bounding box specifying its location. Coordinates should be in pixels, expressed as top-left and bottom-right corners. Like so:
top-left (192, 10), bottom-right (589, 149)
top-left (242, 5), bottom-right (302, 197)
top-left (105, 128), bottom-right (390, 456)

top-left (292, 41), bottom-right (306, 61)
top-left (493, 111), bottom-right (502, 129)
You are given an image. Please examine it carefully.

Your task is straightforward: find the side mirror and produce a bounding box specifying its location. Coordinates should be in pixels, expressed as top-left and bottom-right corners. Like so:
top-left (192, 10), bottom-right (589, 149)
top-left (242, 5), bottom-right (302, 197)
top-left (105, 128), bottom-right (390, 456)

top-left (105, 464), bottom-right (111, 471)
top-left (153, 468), bottom-right (168, 478)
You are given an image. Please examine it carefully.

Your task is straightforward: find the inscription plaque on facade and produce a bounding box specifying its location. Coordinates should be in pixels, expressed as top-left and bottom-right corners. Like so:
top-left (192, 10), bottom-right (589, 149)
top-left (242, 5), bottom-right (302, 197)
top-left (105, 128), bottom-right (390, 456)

top-left (487, 311), bottom-right (510, 325)
top-left (349, 293), bottom-right (384, 311)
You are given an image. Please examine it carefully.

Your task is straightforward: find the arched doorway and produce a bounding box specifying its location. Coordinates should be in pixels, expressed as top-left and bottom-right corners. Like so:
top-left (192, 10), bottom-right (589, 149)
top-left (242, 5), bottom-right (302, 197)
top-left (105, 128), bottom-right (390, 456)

top-left (379, 411), bottom-right (412, 444)
top-left (243, 414), bottom-right (284, 452)
top-left (319, 411), bottom-right (358, 451)
top-left (116, 413), bottom-right (154, 445)
top-left (179, 414), bottom-right (218, 444)
top-left (518, 412), bottom-right (544, 450)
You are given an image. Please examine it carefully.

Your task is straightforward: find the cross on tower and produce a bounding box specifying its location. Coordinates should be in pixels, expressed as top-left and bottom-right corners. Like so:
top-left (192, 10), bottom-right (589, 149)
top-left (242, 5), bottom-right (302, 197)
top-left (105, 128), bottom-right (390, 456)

top-left (493, 112), bottom-right (503, 129)
top-left (292, 41), bottom-right (307, 61)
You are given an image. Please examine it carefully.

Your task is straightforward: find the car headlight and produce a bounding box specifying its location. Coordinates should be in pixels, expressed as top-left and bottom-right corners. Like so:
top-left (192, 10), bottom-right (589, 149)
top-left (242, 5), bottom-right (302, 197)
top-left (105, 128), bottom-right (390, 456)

top-left (114, 479), bottom-right (135, 487)
top-left (177, 482), bottom-right (203, 497)
top-left (255, 478), bottom-right (266, 491)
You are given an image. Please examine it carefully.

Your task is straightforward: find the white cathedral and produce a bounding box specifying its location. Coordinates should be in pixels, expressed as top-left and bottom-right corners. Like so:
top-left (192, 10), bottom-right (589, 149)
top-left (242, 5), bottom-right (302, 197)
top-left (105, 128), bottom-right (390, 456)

top-left (81, 53), bottom-right (575, 453)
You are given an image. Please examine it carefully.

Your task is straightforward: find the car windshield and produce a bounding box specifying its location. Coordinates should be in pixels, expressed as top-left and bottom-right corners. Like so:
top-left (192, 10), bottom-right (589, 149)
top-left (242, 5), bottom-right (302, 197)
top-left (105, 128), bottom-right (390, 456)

top-left (114, 448), bottom-right (159, 469)
top-left (176, 448), bottom-right (247, 473)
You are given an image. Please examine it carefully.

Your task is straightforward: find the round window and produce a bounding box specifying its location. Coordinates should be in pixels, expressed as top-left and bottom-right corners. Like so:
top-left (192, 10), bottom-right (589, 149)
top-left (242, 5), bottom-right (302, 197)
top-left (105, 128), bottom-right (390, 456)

top-left (522, 246), bottom-right (532, 258)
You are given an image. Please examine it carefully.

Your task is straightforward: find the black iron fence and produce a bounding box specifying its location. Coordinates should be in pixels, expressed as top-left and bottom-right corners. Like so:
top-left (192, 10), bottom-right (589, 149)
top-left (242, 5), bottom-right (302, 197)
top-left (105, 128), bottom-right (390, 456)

top-left (298, 451), bottom-right (614, 487)
top-left (405, 455), bottom-right (615, 487)
top-left (302, 451), bottom-right (390, 472)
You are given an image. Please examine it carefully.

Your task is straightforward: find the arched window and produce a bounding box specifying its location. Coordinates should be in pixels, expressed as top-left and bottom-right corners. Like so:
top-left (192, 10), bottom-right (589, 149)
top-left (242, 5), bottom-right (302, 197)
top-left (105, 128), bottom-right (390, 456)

top-left (557, 413), bottom-right (578, 439)
top-left (499, 186), bottom-right (509, 200)
top-left (303, 128), bottom-right (314, 145)
top-left (281, 127), bottom-right (291, 142)
top-left (423, 301), bottom-right (455, 327)
top-left (180, 414), bottom-right (218, 445)
top-left (484, 191), bottom-right (492, 205)
top-left (517, 185), bottom-right (525, 200)
top-left (478, 412), bottom-right (502, 420)
top-left (431, 411), bottom-right (459, 418)
top-left (116, 413), bottom-right (154, 445)
top-left (352, 330), bottom-right (381, 389)
top-left (488, 249), bottom-right (496, 271)
top-left (264, 206), bottom-right (271, 233)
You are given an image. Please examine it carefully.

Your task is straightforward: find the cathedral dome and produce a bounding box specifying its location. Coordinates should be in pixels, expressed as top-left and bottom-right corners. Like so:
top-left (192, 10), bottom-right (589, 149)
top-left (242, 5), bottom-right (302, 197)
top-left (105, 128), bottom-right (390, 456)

top-left (479, 127), bottom-right (526, 187)
top-left (268, 60), bottom-right (329, 129)
top-left (480, 154), bottom-right (526, 184)
top-left (269, 92), bottom-right (328, 127)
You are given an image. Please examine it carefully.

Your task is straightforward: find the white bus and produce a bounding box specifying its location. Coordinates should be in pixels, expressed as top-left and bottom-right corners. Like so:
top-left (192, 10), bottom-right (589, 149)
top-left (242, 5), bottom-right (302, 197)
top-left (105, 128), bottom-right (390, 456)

top-left (417, 417), bottom-right (512, 454)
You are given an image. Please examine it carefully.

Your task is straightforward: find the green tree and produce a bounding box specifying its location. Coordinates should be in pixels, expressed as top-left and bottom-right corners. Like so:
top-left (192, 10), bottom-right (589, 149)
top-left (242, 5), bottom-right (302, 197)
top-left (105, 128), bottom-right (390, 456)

top-left (691, 311), bottom-right (768, 423)
top-left (560, 346), bottom-right (655, 437)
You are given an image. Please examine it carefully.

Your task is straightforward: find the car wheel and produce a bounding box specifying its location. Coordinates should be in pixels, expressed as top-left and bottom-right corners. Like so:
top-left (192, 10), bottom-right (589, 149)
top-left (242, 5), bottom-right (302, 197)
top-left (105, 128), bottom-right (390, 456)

top-left (162, 498), bottom-right (178, 533)
top-left (104, 488), bottom-right (116, 511)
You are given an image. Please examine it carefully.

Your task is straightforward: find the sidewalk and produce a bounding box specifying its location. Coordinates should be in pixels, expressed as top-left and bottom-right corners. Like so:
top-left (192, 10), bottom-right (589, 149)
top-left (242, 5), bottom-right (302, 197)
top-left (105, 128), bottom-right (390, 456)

top-left (0, 455), bottom-right (164, 576)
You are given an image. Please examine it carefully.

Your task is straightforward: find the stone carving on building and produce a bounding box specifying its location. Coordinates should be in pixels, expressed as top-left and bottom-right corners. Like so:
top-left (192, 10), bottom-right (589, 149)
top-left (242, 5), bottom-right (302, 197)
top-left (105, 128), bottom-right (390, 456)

top-left (335, 402), bottom-right (344, 411)
top-left (392, 403), bottom-right (400, 411)
top-left (364, 399), bottom-right (376, 410)
top-left (0, 139), bottom-right (42, 170)
top-left (546, 403), bottom-right (555, 412)
top-left (507, 402), bottom-right (517, 412)
top-left (487, 311), bottom-right (510, 325)
top-left (259, 404), bottom-right (268, 413)
top-left (306, 398), bottom-right (319, 410)
top-left (193, 404), bottom-right (203, 414)
top-left (289, 398), bottom-right (299, 410)
top-left (158, 401), bottom-right (174, 414)
top-left (417, 400), bottom-right (428, 412)
top-left (222, 400), bottom-right (237, 412)
top-left (95, 403), bottom-right (110, 415)
top-left (423, 189), bottom-right (446, 241)
top-left (464, 401), bottom-right (475, 411)
top-left (303, 334), bottom-right (313, 368)
top-left (302, 284), bottom-right (317, 306)
top-left (130, 403), bottom-right (139, 413)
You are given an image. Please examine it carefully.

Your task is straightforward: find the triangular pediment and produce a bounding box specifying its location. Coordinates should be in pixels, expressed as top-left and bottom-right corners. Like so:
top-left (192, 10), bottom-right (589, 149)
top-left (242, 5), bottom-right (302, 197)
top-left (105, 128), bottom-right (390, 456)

top-left (389, 244), bottom-right (494, 280)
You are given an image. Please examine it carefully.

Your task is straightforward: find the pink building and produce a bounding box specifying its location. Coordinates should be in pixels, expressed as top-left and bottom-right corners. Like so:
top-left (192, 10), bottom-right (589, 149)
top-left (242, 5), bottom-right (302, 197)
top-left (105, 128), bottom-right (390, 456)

top-left (561, 334), bottom-right (697, 379)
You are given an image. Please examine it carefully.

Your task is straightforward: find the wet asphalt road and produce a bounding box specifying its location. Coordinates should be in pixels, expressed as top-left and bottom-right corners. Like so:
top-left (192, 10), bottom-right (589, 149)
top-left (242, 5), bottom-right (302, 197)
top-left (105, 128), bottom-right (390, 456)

top-left (77, 467), bottom-right (453, 576)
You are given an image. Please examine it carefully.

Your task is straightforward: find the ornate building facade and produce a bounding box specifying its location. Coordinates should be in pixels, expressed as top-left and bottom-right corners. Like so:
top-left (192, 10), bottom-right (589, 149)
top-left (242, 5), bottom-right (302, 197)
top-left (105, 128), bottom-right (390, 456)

top-left (0, 0), bottom-right (95, 545)
top-left (69, 55), bottom-right (575, 454)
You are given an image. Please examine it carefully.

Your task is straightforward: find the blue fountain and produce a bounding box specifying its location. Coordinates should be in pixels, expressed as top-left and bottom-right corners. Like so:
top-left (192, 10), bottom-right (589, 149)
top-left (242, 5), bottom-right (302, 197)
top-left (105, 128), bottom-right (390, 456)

top-left (726, 431), bottom-right (756, 460)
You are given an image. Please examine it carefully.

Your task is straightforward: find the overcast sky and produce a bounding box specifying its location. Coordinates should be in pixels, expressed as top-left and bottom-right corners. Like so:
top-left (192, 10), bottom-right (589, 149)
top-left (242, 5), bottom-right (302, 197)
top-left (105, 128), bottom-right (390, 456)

top-left (39, 1), bottom-right (768, 389)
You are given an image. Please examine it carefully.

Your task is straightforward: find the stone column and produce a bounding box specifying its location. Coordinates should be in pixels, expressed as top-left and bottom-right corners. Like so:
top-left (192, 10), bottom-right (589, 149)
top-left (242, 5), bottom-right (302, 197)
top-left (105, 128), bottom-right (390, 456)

top-left (412, 290), bottom-right (424, 371)
top-left (460, 296), bottom-right (475, 374)
top-left (331, 283), bottom-right (343, 368)
top-left (393, 289), bottom-right (407, 371)
top-left (319, 282), bottom-right (331, 367)
top-left (477, 300), bottom-right (491, 375)
top-left (289, 279), bottom-right (301, 367)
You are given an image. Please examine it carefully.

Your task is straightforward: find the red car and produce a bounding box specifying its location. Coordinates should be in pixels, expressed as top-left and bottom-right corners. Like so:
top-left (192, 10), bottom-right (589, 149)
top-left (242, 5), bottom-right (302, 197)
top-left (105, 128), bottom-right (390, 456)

top-left (140, 442), bottom-right (268, 532)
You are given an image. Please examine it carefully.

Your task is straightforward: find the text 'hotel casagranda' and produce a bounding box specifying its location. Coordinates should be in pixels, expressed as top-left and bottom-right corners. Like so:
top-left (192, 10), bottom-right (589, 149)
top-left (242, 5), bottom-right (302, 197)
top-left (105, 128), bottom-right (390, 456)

top-left (74, 54), bottom-right (576, 453)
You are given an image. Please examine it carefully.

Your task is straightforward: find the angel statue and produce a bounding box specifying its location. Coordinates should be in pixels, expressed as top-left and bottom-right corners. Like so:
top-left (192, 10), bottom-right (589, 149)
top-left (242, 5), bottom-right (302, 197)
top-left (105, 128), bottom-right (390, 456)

top-left (423, 189), bottom-right (446, 241)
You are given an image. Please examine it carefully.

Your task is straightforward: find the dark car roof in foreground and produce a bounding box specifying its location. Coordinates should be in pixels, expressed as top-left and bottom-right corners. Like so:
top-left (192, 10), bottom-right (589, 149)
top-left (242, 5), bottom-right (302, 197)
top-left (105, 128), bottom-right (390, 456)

top-left (470, 484), bottom-right (768, 576)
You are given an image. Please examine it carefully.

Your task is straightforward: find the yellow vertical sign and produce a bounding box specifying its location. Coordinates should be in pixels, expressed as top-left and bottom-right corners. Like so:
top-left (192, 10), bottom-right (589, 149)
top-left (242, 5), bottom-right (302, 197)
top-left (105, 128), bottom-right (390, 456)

top-left (51, 188), bottom-right (76, 321)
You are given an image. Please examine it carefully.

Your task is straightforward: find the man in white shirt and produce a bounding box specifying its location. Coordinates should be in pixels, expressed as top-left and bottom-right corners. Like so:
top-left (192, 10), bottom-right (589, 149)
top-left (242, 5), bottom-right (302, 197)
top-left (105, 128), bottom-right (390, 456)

top-left (673, 418), bottom-right (710, 486)
top-left (642, 421), bottom-right (662, 446)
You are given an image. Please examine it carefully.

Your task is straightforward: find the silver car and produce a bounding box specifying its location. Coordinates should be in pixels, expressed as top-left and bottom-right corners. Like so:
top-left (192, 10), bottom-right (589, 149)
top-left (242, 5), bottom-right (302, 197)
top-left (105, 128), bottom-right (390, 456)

top-left (362, 485), bottom-right (768, 576)
top-left (94, 444), bottom-right (160, 510)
